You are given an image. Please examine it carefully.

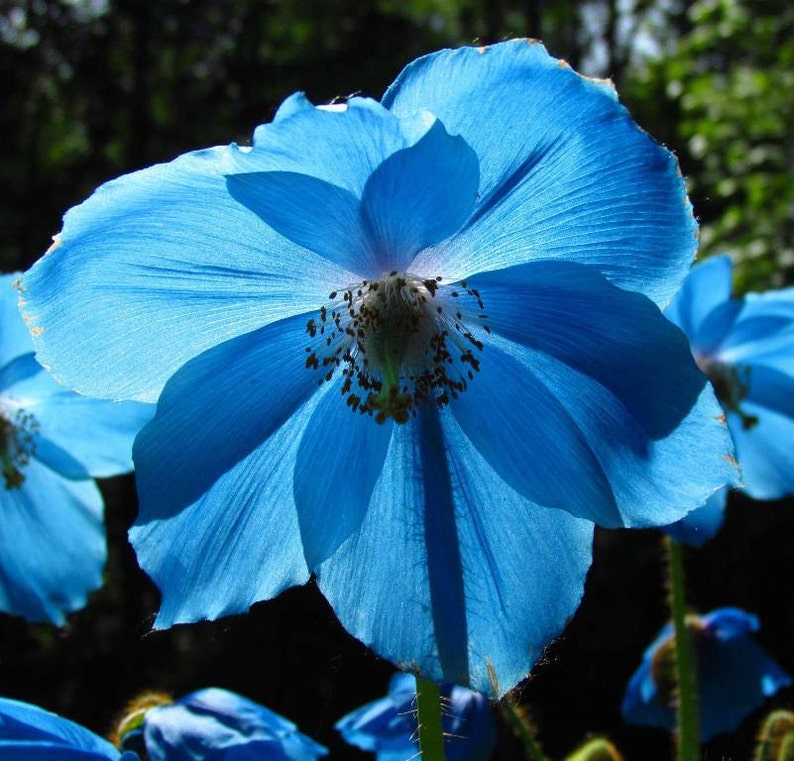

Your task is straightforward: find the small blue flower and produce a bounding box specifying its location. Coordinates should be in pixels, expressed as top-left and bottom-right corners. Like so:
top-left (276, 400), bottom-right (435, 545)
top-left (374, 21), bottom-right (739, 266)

top-left (336, 673), bottom-right (495, 761)
top-left (666, 255), bottom-right (794, 500)
top-left (0, 273), bottom-right (152, 624)
top-left (621, 607), bottom-right (792, 741)
top-left (133, 688), bottom-right (327, 761)
top-left (20, 41), bottom-right (736, 694)
top-left (0, 695), bottom-right (139, 760)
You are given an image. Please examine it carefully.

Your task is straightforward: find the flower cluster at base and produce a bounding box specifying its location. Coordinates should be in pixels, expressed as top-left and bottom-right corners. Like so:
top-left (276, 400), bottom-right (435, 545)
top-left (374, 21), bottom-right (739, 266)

top-left (0, 274), bottom-right (152, 624)
top-left (621, 607), bottom-right (791, 741)
top-left (662, 255), bottom-right (794, 546)
top-left (336, 673), bottom-right (495, 761)
top-left (20, 39), bottom-right (737, 695)
top-left (0, 688), bottom-right (327, 761)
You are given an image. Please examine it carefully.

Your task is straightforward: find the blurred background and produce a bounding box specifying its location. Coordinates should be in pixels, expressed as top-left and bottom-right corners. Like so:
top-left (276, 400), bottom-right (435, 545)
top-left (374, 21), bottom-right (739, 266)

top-left (1, 1), bottom-right (793, 758)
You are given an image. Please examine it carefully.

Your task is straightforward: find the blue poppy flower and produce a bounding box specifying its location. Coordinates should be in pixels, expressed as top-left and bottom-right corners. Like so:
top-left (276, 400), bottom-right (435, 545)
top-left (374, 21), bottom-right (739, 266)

top-left (621, 607), bottom-right (792, 741)
top-left (665, 255), bottom-right (794, 500)
top-left (19, 40), bottom-right (736, 694)
top-left (336, 673), bottom-right (495, 761)
top-left (130, 688), bottom-right (327, 761)
top-left (0, 696), bottom-right (139, 760)
top-left (0, 273), bottom-right (152, 624)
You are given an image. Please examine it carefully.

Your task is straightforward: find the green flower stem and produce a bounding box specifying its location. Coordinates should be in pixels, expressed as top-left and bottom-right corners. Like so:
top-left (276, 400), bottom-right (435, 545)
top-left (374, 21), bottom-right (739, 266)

top-left (664, 535), bottom-right (700, 761)
top-left (499, 699), bottom-right (550, 761)
top-left (415, 676), bottom-right (446, 761)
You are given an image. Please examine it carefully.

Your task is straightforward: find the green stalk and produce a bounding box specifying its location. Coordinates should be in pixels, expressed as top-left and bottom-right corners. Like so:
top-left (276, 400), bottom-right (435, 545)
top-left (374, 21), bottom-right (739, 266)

top-left (499, 699), bottom-right (550, 761)
top-left (415, 676), bottom-right (446, 761)
top-left (664, 535), bottom-right (700, 761)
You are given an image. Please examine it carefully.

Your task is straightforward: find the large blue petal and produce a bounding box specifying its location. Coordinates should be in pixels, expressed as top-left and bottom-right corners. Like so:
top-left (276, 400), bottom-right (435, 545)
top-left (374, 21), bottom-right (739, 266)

top-left (450, 331), bottom-right (736, 528)
top-left (383, 40), bottom-right (696, 303)
top-left (728, 400), bottom-right (794, 499)
top-left (293, 389), bottom-right (394, 569)
top-left (360, 119), bottom-right (479, 273)
top-left (19, 146), bottom-right (355, 403)
top-left (317, 406), bottom-right (594, 697)
top-left (130, 314), bottom-right (324, 625)
top-left (2, 354), bottom-right (152, 479)
top-left (0, 273), bottom-right (34, 369)
top-left (0, 459), bottom-right (104, 624)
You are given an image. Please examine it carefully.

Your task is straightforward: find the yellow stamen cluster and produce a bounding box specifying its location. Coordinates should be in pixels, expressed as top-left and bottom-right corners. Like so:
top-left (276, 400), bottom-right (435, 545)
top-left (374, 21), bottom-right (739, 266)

top-left (305, 272), bottom-right (489, 424)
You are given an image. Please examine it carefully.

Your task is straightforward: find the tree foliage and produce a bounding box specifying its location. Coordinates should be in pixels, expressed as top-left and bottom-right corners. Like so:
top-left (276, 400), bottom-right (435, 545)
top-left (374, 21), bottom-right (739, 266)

top-left (625, 0), bottom-right (794, 290)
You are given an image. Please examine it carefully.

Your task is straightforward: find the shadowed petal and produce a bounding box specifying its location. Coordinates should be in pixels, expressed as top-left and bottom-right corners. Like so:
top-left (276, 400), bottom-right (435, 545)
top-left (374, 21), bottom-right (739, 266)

top-left (451, 333), bottom-right (736, 528)
top-left (467, 261), bottom-right (708, 439)
top-left (226, 172), bottom-right (376, 275)
top-left (131, 398), bottom-right (316, 626)
top-left (317, 406), bottom-right (593, 696)
top-left (384, 40), bottom-right (696, 303)
top-left (360, 119), bottom-right (479, 273)
top-left (130, 314), bottom-right (325, 625)
top-left (0, 459), bottom-right (104, 624)
top-left (294, 390), bottom-right (394, 569)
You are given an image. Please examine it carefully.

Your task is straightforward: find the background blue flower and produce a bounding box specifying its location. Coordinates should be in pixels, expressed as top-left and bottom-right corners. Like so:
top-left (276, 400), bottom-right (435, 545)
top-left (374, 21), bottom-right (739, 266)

top-left (336, 673), bottom-right (495, 761)
top-left (662, 255), bottom-right (794, 545)
top-left (20, 40), bottom-right (736, 694)
top-left (666, 254), bottom-right (794, 500)
top-left (621, 607), bottom-right (792, 741)
top-left (135, 687), bottom-right (327, 761)
top-left (0, 273), bottom-right (153, 624)
top-left (0, 696), bottom-right (139, 760)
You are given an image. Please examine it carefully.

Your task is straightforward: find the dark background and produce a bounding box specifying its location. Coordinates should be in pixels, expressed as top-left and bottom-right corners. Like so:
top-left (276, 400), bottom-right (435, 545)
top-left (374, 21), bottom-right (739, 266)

top-left (1, 1), bottom-right (793, 758)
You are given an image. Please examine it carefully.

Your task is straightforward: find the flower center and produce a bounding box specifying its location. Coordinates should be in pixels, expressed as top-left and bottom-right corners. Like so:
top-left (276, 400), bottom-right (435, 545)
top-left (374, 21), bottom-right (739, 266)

top-left (0, 407), bottom-right (38, 490)
top-left (305, 272), bottom-right (489, 424)
top-left (696, 356), bottom-right (758, 430)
